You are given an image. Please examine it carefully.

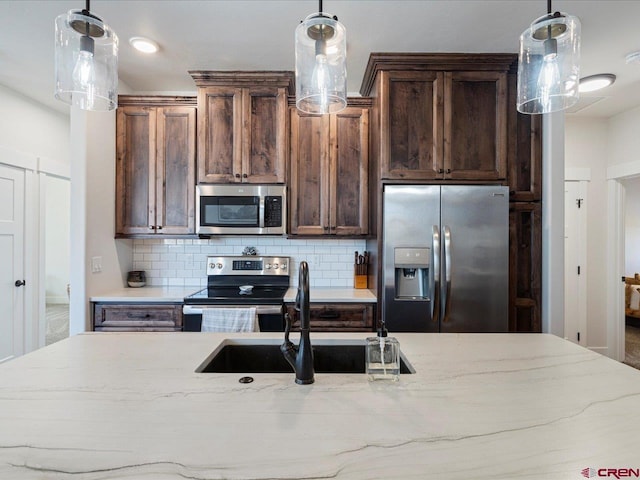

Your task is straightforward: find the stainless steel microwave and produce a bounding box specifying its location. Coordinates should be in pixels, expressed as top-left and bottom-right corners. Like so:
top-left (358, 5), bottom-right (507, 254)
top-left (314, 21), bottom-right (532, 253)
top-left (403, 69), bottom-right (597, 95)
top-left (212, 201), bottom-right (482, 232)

top-left (196, 184), bottom-right (286, 235)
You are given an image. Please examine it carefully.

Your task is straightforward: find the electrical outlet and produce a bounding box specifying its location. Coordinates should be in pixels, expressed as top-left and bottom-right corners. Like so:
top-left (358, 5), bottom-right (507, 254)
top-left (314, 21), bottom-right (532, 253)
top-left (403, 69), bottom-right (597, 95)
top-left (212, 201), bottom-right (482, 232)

top-left (91, 256), bottom-right (103, 273)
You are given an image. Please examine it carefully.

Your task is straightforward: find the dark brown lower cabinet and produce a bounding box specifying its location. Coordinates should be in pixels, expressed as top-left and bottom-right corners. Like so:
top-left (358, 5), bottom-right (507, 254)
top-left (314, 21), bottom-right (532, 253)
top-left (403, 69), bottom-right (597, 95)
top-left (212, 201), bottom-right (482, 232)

top-left (286, 303), bottom-right (375, 332)
top-left (93, 303), bottom-right (183, 332)
top-left (509, 202), bottom-right (542, 332)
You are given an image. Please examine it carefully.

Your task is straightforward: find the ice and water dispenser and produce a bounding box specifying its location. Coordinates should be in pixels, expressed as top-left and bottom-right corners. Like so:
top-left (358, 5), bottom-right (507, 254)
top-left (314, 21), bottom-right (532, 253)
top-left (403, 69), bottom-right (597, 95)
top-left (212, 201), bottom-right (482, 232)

top-left (394, 248), bottom-right (429, 299)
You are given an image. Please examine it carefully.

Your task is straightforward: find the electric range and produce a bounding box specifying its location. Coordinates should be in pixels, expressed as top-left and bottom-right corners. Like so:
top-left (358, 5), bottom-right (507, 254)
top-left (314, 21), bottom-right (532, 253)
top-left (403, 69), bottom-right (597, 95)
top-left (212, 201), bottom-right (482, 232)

top-left (183, 256), bottom-right (290, 331)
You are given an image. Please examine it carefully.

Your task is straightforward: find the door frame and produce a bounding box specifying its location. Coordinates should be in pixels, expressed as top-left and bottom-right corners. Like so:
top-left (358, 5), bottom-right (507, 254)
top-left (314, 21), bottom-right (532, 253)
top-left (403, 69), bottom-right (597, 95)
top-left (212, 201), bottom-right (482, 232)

top-left (564, 174), bottom-right (589, 346)
top-left (606, 160), bottom-right (640, 361)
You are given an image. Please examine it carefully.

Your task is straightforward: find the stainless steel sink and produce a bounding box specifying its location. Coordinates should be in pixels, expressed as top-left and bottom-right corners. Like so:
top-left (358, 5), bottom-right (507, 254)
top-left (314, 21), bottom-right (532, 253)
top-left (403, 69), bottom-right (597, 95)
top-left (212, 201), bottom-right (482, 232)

top-left (196, 339), bottom-right (415, 374)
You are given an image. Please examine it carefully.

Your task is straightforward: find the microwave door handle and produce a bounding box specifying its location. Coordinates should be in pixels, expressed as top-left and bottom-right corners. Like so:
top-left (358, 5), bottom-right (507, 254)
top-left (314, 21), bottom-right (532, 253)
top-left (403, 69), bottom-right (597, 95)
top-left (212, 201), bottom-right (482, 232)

top-left (259, 196), bottom-right (265, 229)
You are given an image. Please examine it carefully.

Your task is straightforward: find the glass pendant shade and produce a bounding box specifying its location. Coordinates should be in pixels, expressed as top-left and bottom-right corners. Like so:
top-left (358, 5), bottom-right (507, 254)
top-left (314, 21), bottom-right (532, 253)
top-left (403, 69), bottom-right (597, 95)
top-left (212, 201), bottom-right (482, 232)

top-left (517, 12), bottom-right (580, 114)
top-left (295, 12), bottom-right (347, 114)
top-left (55, 9), bottom-right (118, 111)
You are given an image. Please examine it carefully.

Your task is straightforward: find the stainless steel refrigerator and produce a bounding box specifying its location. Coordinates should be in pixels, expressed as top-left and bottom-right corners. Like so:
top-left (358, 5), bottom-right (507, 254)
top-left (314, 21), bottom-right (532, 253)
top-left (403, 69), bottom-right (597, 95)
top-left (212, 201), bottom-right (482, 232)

top-left (382, 185), bottom-right (509, 332)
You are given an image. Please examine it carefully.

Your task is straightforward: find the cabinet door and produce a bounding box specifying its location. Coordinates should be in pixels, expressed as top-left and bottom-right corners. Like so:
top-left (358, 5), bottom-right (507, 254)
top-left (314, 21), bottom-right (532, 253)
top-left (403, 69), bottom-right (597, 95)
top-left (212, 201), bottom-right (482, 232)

top-left (289, 109), bottom-right (330, 235)
top-left (197, 86), bottom-right (243, 183)
top-left (507, 74), bottom-right (542, 202)
top-left (330, 107), bottom-right (369, 235)
top-left (243, 87), bottom-right (287, 183)
top-left (287, 303), bottom-right (374, 331)
top-left (444, 71), bottom-right (508, 180)
top-left (93, 303), bottom-right (183, 331)
top-left (116, 107), bottom-right (156, 235)
top-left (509, 202), bottom-right (542, 332)
top-left (380, 70), bottom-right (443, 180)
top-left (156, 107), bottom-right (196, 234)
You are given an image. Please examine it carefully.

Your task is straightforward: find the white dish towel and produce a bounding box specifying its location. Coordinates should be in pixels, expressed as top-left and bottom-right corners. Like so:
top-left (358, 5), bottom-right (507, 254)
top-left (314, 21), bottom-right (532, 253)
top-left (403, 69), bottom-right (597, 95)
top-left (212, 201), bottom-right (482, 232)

top-left (201, 307), bottom-right (259, 332)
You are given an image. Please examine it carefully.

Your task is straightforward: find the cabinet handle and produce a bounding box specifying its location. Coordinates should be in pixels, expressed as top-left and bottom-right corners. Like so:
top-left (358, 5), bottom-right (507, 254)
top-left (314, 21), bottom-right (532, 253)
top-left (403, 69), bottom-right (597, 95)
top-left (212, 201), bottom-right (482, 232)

top-left (438, 168), bottom-right (444, 174)
top-left (235, 173), bottom-right (241, 178)
top-left (331, 225), bottom-right (336, 230)
top-left (446, 169), bottom-right (451, 174)
top-left (15, 280), bottom-right (26, 287)
top-left (149, 225), bottom-right (156, 230)
top-left (243, 173), bottom-right (248, 178)
top-left (323, 226), bottom-right (329, 231)
top-left (318, 311), bottom-right (340, 319)
top-left (157, 225), bottom-right (163, 230)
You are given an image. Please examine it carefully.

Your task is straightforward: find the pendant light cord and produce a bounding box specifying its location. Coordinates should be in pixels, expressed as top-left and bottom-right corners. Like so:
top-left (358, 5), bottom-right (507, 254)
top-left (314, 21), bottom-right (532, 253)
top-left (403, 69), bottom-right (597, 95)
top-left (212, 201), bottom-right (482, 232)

top-left (319, 0), bottom-right (323, 13)
top-left (547, 0), bottom-right (551, 14)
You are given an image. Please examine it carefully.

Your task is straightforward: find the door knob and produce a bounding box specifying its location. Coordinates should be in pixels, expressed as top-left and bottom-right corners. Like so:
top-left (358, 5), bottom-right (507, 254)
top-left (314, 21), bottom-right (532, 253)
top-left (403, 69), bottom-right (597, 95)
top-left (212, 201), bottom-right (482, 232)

top-left (15, 280), bottom-right (25, 287)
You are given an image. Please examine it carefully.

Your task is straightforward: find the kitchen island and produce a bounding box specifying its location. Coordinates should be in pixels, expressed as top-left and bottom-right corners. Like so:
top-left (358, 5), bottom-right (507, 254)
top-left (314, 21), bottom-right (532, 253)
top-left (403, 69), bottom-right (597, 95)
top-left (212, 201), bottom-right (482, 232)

top-left (1, 332), bottom-right (639, 479)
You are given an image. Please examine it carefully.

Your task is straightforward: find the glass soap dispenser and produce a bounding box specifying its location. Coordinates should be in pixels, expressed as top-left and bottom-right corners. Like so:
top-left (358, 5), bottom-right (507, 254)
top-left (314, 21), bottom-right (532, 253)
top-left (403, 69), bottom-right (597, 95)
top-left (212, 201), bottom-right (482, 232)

top-left (366, 327), bottom-right (400, 381)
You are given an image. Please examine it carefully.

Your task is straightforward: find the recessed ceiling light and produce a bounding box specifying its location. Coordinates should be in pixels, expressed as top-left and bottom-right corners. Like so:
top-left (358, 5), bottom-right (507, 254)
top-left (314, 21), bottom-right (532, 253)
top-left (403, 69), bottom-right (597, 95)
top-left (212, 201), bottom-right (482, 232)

top-left (579, 74), bottom-right (616, 93)
top-left (129, 36), bottom-right (159, 54)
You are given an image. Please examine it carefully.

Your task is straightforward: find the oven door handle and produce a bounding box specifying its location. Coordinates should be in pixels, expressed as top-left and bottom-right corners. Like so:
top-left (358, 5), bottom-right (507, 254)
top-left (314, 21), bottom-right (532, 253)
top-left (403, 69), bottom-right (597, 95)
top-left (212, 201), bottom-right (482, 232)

top-left (182, 305), bottom-right (283, 315)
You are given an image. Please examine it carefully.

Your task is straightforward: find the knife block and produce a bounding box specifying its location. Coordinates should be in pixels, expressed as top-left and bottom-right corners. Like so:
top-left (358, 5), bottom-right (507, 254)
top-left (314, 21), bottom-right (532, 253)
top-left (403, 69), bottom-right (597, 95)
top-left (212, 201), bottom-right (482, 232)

top-left (354, 273), bottom-right (367, 289)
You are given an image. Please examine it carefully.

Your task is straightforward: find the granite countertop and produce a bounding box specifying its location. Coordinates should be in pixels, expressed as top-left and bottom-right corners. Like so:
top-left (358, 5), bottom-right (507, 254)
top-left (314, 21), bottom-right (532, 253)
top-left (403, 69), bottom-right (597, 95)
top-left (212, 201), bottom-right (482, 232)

top-left (91, 287), bottom-right (377, 303)
top-left (1, 332), bottom-right (639, 479)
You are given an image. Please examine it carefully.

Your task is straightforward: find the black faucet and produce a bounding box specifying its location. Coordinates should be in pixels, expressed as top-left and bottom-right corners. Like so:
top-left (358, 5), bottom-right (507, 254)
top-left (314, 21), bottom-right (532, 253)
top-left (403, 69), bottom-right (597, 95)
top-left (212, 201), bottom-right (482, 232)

top-left (281, 261), bottom-right (314, 385)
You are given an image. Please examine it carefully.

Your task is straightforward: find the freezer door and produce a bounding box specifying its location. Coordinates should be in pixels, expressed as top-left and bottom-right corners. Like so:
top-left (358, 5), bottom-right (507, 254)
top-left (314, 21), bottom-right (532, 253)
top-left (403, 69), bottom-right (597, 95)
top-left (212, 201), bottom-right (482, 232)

top-left (382, 185), bottom-right (440, 332)
top-left (440, 185), bottom-right (509, 332)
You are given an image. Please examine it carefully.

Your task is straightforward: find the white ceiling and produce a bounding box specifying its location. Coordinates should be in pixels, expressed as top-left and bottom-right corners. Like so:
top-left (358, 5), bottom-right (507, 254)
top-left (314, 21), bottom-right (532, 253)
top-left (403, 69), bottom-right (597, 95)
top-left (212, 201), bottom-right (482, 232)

top-left (2, 0), bottom-right (640, 118)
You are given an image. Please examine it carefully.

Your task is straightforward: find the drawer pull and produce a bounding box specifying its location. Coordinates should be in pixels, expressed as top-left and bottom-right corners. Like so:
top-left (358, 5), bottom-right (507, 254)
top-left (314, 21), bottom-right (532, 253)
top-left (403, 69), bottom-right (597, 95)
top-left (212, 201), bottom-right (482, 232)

top-left (317, 311), bottom-right (340, 319)
top-left (125, 312), bottom-right (153, 319)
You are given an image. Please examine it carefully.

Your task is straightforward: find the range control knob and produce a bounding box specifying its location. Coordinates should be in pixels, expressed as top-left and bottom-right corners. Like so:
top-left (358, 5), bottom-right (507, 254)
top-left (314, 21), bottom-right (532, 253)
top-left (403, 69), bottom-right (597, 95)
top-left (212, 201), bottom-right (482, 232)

top-left (280, 262), bottom-right (287, 270)
top-left (217, 263), bottom-right (223, 269)
top-left (209, 263), bottom-right (215, 269)
top-left (273, 263), bottom-right (279, 269)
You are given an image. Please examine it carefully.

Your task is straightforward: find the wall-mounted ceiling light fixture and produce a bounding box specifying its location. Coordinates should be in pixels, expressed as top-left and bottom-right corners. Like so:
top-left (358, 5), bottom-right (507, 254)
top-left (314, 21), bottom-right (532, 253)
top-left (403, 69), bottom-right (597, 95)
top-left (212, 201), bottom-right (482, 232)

top-left (54, 0), bottom-right (118, 111)
top-left (129, 36), bottom-right (159, 54)
top-left (579, 74), bottom-right (616, 93)
top-left (295, 0), bottom-right (347, 114)
top-left (517, 0), bottom-right (581, 114)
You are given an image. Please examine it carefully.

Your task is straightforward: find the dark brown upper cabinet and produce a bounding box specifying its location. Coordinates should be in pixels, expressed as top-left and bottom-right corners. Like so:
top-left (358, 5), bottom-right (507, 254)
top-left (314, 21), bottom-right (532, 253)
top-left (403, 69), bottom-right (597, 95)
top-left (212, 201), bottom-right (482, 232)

top-left (507, 73), bottom-right (543, 202)
top-left (190, 71), bottom-right (294, 184)
top-left (115, 96), bottom-right (196, 237)
top-left (361, 53), bottom-right (514, 182)
top-left (289, 100), bottom-right (371, 236)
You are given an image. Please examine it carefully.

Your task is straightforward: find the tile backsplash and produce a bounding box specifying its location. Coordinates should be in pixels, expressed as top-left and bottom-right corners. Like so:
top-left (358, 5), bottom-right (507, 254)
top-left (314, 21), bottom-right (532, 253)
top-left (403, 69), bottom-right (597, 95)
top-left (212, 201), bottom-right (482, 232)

top-left (132, 237), bottom-right (367, 288)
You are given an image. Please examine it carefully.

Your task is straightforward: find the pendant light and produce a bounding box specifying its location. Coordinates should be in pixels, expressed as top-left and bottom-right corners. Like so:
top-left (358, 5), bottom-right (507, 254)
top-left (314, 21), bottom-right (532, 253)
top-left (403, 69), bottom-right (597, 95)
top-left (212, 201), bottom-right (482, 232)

top-left (295, 0), bottom-right (347, 114)
top-left (516, 0), bottom-right (580, 114)
top-left (54, 0), bottom-right (118, 111)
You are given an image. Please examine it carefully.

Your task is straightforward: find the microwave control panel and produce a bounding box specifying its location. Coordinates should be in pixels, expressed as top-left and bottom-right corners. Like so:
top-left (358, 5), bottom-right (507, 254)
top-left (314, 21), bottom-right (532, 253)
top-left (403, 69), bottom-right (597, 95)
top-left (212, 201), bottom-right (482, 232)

top-left (264, 196), bottom-right (283, 227)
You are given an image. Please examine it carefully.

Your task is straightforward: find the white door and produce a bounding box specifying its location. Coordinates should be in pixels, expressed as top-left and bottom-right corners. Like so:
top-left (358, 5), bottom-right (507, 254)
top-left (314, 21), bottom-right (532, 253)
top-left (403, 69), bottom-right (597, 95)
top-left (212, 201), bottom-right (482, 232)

top-left (0, 163), bottom-right (25, 362)
top-left (564, 180), bottom-right (587, 346)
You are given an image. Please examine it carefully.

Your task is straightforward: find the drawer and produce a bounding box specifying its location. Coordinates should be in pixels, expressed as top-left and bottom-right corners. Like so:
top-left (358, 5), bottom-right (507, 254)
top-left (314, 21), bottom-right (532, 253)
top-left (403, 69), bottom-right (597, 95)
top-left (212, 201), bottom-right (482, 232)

top-left (286, 303), bottom-right (374, 332)
top-left (93, 303), bottom-right (183, 331)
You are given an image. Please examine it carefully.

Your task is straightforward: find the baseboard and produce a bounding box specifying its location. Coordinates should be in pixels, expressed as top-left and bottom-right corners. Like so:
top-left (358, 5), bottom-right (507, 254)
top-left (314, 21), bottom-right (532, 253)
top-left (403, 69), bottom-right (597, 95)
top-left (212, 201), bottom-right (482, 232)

top-left (46, 297), bottom-right (69, 305)
top-left (588, 346), bottom-right (609, 357)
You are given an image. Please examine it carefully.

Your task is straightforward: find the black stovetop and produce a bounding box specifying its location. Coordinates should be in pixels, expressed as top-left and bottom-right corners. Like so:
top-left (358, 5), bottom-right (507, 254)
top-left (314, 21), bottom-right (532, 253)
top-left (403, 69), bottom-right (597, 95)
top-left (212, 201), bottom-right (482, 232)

top-left (184, 285), bottom-right (289, 305)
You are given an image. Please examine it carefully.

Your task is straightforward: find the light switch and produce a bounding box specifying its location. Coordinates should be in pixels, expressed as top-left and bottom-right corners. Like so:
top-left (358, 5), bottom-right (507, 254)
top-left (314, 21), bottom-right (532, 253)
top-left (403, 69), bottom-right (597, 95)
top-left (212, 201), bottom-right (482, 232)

top-left (91, 256), bottom-right (103, 273)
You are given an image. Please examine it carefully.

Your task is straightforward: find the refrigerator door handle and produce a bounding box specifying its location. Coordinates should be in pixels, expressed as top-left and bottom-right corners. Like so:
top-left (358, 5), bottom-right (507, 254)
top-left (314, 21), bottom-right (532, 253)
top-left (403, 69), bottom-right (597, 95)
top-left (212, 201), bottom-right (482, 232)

top-left (431, 225), bottom-right (440, 324)
top-left (442, 225), bottom-right (452, 323)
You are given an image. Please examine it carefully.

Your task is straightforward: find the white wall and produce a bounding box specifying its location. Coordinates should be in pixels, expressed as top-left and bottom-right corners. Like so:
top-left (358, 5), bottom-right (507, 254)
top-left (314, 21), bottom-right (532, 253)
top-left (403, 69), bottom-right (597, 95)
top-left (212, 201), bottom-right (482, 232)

top-left (0, 84), bottom-right (69, 163)
top-left (564, 117), bottom-right (609, 350)
top-left (69, 109), bottom-right (133, 335)
top-left (607, 106), bottom-right (640, 167)
top-left (45, 176), bottom-right (70, 304)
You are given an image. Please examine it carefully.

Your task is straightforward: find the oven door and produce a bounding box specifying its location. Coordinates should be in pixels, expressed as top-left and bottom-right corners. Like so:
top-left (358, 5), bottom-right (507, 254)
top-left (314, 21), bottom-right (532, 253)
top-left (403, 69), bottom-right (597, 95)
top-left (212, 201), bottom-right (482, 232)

top-left (182, 305), bottom-right (285, 332)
